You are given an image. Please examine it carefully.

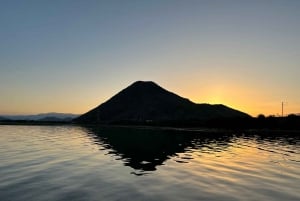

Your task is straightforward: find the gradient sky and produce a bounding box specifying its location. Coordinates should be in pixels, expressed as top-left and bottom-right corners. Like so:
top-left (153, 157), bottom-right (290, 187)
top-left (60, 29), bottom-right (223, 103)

top-left (1, 0), bottom-right (299, 116)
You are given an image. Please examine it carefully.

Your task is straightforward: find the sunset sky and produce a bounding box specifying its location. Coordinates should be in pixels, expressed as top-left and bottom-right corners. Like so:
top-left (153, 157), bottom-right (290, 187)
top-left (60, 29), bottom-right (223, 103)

top-left (1, 0), bottom-right (299, 116)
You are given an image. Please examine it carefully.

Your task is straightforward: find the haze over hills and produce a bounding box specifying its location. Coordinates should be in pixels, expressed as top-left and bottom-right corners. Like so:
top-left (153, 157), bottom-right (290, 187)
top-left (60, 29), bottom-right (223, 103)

top-left (74, 81), bottom-right (249, 124)
top-left (0, 116), bottom-right (9, 121)
top-left (0, 113), bottom-right (79, 122)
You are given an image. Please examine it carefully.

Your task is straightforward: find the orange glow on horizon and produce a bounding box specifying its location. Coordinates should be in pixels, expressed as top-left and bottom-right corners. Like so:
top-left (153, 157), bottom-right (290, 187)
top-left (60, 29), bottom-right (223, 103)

top-left (180, 83), bottom-right (298, 117)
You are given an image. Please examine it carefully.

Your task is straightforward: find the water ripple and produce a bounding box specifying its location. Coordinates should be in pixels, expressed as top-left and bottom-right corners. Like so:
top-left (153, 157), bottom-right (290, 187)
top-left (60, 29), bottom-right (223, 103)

top-left (0, 125), bottom-right (299, 201)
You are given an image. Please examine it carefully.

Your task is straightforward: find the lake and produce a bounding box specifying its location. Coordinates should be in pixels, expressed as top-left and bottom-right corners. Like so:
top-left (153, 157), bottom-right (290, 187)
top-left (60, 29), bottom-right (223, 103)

top-left (0, 125), bottom-right (299, 201)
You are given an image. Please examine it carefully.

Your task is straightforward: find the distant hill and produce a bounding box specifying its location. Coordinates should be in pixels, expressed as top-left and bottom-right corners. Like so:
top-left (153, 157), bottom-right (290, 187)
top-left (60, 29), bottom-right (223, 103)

top-left (74, 81), bottom-right (249, 125)
top-left (38, 116), bottom-right (75, 122)
top-left (0, 116), bottom-right (9, 121)
top-left (1, 113), bottom-right (79, 122)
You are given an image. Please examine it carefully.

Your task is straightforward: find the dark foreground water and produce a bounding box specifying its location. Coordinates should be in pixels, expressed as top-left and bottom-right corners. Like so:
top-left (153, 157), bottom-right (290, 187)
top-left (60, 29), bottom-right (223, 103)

top-left (0, 125), bottom-right (299, 201)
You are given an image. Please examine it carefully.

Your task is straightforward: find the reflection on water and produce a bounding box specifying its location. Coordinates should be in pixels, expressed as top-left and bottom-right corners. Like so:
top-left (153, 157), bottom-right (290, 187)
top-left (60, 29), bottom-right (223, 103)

top-left (85, 127), bottom-right (300, 175)
top-left (0, 125), bottom-right (299, 201)
top-left (85, 127), bottom-right (234, 174)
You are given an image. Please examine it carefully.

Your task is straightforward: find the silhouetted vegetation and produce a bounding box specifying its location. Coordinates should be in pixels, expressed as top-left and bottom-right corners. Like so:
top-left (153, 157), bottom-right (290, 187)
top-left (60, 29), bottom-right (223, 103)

top-left (205, 115), bottom-right (300, 130)
top-left (1, 115), bottom-right (300, 130)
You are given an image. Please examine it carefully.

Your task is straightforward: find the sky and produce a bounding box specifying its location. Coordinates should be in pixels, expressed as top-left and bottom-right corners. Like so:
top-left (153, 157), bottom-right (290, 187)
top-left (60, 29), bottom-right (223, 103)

top-left (0, 0), bottom-right (299, 116)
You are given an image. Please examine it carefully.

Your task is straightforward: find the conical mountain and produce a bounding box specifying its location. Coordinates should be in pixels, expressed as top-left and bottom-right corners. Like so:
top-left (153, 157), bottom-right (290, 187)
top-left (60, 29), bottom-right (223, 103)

top-left (74, 81), bottom-right (249, 124)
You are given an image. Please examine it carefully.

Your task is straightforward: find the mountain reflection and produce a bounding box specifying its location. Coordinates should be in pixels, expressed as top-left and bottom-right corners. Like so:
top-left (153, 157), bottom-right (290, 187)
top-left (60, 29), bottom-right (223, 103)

top-left (83, 126), bottom-right (234, 173)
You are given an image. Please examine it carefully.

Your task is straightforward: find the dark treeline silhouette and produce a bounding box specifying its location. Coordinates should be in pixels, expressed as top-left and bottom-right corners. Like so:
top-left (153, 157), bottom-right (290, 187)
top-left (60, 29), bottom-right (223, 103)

top-left (74, 115), bottom-right (300, 130)
top-left (1, 114), bottom-right (299, 130)
top-left (205, 114), bottom-right (300, 130)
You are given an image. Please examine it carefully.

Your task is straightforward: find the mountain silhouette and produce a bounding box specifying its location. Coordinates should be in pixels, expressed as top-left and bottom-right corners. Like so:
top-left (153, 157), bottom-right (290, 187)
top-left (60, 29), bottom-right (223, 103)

top-left (1, 113), bottom-right (79, 121)
top-left (0, 116), bottom-right (9, 121)
top-left (74, 81), bottom-right (249, 124)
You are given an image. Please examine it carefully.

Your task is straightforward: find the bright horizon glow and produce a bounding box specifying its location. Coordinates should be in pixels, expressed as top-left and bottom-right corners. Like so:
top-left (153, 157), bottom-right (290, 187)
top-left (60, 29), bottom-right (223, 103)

top-left (1, 1), bottom-right (300, 117)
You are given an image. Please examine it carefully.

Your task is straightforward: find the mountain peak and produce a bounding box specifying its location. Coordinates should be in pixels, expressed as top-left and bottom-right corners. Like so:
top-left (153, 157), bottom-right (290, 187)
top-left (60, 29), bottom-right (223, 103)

top-left (74, 81), bottom-right (249, 124)
top-left (132, 80), bottom-right (157, 85)
top-left (128, 80), bottom-right (162, 90)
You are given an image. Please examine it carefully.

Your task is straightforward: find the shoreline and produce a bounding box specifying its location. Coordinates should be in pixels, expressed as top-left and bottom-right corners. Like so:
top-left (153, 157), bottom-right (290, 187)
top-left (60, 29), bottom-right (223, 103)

top-left (1, 121), bottom-right (300, 134)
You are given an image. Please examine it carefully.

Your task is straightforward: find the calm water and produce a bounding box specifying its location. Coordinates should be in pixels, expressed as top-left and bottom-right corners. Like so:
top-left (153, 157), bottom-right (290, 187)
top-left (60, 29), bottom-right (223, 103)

top-left (0, 125), bottom-right (299, 201)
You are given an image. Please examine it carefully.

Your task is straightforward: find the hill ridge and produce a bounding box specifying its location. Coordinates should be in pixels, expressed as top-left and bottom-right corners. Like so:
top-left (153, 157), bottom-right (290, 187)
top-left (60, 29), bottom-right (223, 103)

top-left (74, 81), bottom-right (249, 124)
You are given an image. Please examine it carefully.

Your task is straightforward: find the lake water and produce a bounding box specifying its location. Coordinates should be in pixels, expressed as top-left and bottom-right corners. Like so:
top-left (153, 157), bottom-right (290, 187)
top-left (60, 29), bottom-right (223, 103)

top-left (0, 125), bottom-right (299, 201)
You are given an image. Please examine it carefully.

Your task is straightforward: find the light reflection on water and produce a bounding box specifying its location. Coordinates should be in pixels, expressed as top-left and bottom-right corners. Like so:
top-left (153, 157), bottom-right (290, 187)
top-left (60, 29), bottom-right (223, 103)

top-left (0, 125), bottom-right (299, 201)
